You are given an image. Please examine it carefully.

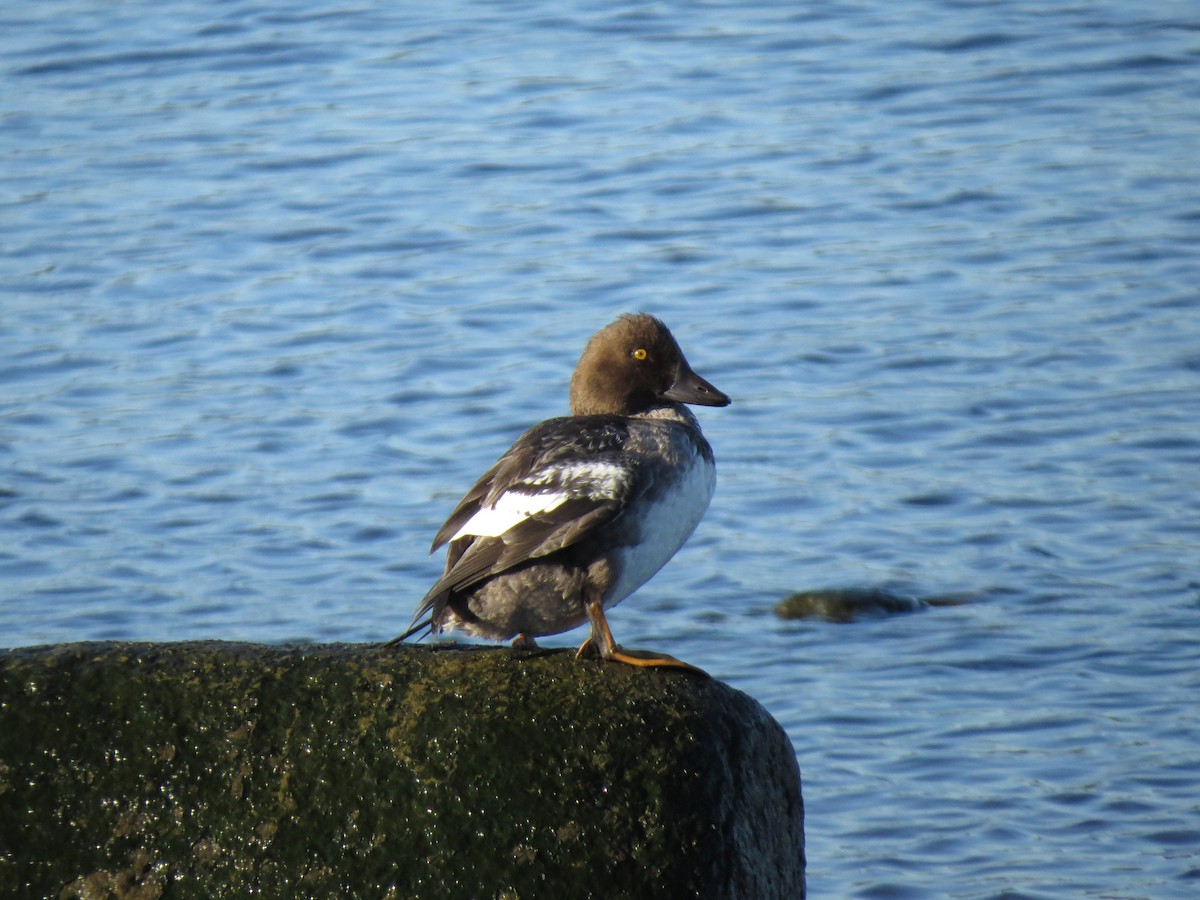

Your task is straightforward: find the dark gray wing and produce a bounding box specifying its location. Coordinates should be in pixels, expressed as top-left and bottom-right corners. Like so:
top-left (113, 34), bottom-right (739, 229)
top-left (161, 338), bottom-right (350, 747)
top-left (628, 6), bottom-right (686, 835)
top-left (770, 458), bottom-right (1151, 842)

top-left (406, 416), bottom-right (641, 631)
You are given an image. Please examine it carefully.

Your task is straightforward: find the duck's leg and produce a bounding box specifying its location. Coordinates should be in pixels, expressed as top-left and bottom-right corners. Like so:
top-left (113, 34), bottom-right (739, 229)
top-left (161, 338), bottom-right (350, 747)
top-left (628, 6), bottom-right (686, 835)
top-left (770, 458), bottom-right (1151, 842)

top-left (511, 633), bottom-right (539, 650)
top-left (576, 599), bottom-right (706, 674)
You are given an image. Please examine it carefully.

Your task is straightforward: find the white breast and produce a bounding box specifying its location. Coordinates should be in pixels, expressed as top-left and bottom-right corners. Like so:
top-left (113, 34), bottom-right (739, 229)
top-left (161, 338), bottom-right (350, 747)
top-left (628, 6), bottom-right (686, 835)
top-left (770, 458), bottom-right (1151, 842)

top-left (604, 452), bottom-right (716, 609)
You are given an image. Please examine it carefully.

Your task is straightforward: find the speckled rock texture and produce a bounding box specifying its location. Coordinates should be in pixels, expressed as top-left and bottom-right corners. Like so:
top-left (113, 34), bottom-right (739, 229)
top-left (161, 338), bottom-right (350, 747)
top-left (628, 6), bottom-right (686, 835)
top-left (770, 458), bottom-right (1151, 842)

top-left (0, 641), bottom-right (805, 899)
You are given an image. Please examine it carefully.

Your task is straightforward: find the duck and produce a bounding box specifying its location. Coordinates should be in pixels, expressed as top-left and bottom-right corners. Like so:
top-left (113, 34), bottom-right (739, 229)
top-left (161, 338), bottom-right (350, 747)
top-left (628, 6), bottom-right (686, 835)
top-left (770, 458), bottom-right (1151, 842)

top-left (388, 313), bottom-right (729, 671)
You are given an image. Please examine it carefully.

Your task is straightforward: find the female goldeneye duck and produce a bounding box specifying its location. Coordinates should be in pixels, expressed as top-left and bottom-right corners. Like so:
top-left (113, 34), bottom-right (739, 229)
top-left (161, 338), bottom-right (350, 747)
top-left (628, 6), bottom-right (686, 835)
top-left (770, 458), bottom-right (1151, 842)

top-left (389, 313), bottom-right (730, 672)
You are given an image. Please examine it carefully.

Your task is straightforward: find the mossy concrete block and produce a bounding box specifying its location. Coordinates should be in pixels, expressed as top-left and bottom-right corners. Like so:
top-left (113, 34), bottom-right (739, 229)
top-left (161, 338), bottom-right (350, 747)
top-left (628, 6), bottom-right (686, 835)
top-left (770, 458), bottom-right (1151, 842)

top-left (0, 641), bottom-right (804, 899)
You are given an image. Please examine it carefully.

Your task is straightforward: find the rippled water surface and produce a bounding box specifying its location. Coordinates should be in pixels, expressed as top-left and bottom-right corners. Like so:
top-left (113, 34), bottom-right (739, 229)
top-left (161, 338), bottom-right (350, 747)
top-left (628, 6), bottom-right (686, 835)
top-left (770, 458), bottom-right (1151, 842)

top-left (4, 1), bottom-right (1200, 896)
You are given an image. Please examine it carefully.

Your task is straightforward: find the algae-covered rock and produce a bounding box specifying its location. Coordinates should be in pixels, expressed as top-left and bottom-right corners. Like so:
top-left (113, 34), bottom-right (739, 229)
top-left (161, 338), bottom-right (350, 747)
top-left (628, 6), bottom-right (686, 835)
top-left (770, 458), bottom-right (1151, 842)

top-left (775, 587), bottom-right (972, 623)
top-left (775, 587), bottom-right (927, 623)
top-left (0, 642), bottom-right (804, 899)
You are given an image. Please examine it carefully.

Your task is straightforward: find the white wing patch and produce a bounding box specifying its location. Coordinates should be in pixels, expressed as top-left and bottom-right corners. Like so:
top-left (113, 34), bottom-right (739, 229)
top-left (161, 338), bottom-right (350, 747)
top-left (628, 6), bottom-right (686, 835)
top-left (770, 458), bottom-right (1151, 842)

top-left (534, 462), bottom-right (627, 498)
top-left (450, 461), bottom-right (630, 541)
top-left (451, 490), bottom-right (570, 540)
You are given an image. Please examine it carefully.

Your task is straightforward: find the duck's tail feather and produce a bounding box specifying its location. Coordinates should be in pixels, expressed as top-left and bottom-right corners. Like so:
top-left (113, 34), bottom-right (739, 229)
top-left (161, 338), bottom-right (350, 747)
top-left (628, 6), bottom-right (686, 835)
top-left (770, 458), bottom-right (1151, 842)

top-left (383, 616), bottom-right (433, 647)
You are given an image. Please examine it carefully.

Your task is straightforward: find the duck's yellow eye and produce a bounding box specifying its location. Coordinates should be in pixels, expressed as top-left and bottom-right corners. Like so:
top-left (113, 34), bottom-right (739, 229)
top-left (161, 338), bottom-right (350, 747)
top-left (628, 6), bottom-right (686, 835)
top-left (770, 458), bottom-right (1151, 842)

top-left (632, 348), bottom-right (648, 361)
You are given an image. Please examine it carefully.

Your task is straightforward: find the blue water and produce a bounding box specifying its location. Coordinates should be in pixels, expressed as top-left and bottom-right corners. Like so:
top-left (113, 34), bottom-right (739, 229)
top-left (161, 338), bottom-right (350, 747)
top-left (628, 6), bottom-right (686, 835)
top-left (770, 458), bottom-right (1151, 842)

top-left (4, 1), bottom-right (1200, 895)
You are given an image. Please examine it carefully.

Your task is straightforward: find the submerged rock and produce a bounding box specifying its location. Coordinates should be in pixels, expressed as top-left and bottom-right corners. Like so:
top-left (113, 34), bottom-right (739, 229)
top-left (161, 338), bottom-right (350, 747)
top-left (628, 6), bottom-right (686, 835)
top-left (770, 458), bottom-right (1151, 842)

top-left (775, 587), bottom-right (927, 623)
top-left (0, 641), bottom-right (805, 899)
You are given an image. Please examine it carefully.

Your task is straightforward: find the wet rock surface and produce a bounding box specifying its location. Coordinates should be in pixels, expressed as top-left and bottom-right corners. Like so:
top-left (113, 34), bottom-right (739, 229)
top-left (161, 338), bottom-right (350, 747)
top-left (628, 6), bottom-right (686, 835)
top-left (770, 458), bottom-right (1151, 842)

top-left (0, 641), bottom-right (804, 899)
